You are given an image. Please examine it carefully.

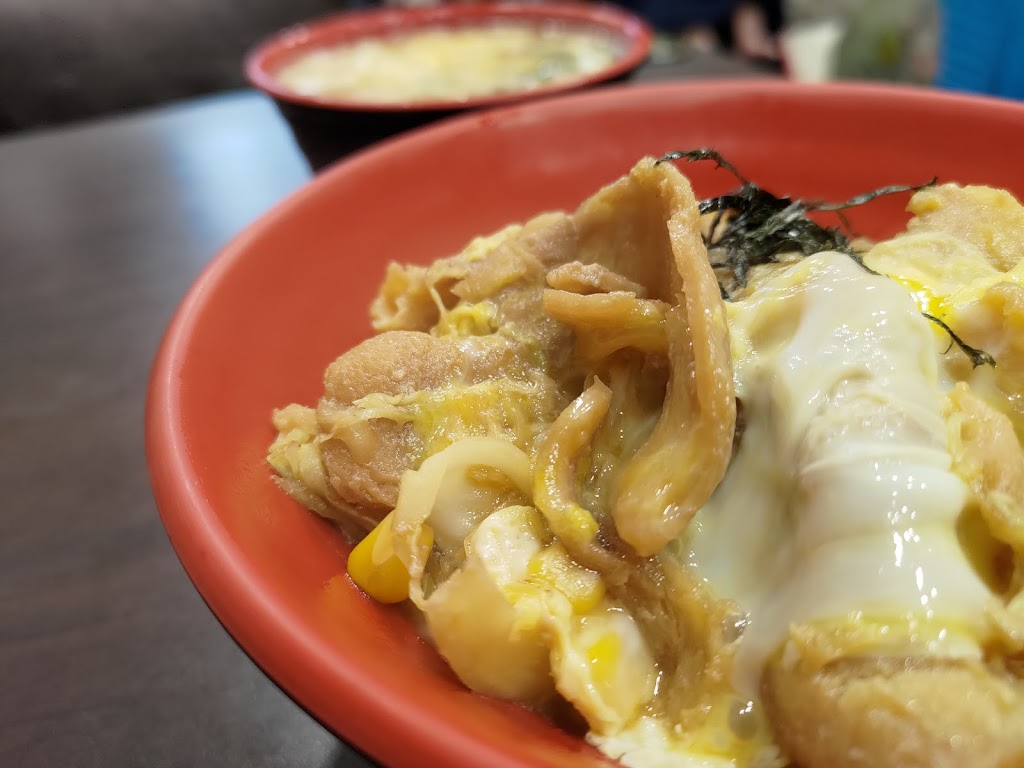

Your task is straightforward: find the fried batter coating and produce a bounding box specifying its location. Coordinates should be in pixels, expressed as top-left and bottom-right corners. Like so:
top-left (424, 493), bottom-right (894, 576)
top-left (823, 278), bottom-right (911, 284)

top-left (763, 652), bottom-right (1024, 768)
top-left (907, 183), bottom-right (1024, 272)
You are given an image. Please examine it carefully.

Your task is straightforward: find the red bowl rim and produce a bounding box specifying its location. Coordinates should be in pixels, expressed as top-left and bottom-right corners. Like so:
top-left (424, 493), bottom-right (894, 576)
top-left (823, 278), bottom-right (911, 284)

top-left (243, 1), bottom-right (653, 113)
top-left (146, 79), bottom-right (1024, 768)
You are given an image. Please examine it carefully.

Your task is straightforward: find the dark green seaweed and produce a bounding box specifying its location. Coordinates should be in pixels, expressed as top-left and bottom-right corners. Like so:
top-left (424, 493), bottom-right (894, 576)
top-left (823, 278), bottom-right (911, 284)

top-left (658, 149), bottom-right (993, 368)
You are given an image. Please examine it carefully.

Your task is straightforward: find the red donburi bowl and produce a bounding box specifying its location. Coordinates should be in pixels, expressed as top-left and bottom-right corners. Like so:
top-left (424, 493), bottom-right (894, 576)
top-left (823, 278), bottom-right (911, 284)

top-left (146, 81), bottom-right (1024, 767)
top-left (244, 2), bottom-right (653, 113)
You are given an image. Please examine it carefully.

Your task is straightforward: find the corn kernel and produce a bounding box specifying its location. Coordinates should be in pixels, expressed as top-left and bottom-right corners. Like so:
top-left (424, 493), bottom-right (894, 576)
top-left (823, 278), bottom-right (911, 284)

top-left (347, 512), bottom-right (431, 604)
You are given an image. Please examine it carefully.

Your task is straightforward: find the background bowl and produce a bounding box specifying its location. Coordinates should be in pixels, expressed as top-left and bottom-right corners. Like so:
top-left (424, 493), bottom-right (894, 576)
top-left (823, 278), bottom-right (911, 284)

top-left (244, 2), bottom-right (653, 170)
top-left (147, 80), bottom-right (1024, 768)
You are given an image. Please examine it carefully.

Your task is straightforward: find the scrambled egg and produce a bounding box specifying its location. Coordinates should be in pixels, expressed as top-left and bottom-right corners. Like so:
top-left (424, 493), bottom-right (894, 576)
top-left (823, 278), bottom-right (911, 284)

top-left (866, 184), bottom-right (1024, 437)
top-left (269, 169), bottom-right (1024, 768)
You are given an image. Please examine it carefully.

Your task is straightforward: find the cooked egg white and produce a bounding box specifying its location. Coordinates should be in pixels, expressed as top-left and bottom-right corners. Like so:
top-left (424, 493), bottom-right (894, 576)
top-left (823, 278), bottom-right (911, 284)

top-left (591, 713), bottom-right (784, 768)
top-left (386, 437), bottom-right (659, 727)
top-left (688, 252), bottom-right (993, 697)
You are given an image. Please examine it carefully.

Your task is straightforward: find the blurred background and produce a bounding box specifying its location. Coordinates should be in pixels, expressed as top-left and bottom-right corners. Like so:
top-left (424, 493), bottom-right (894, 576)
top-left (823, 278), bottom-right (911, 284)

top-left (2, 0), bottom-right (1020, 135)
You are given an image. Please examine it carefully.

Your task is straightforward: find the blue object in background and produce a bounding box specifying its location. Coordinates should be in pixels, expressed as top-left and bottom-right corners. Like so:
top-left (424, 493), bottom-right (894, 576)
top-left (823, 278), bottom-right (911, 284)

top-left (937, 0), bottom-right (1024, 99)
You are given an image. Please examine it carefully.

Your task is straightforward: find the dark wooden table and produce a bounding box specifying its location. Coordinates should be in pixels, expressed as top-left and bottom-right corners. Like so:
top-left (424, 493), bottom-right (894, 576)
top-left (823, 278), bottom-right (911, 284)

top-left (0, 53), bottom-right (771, 768)
top-left (0, 89), bottom-right (362, 768)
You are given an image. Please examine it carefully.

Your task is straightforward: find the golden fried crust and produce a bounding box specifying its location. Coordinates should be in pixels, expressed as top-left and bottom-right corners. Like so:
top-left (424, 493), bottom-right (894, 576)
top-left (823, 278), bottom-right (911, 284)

top-left (323, 330), bottom-right (464, 403)
top-left (762, 653), bottom-right (1024, 768)
top-left (316, 332), bottom-right (466, 524)
top-left (907, 184), bottom-right (1024, 272)
top-left (945, 384), bottom-right (1024, 596)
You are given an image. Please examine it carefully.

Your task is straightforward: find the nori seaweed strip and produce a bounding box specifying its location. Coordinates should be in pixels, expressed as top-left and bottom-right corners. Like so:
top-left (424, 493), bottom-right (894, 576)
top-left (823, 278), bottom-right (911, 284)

top-left (922, 313), bottom-right (997, 369)
top-left (657, 148), bottom-right (751, 185)
top-left (809, 179), bottom-right (939, 212)
top-left (658, 148), bottom-right (994, 368)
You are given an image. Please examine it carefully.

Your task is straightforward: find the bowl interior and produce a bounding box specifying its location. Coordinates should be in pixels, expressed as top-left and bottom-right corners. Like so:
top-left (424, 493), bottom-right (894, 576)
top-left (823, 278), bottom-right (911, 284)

top-left (147, 81), bottom-right (1024, 768)
top-left (245, 2), bottom-right (653, 112)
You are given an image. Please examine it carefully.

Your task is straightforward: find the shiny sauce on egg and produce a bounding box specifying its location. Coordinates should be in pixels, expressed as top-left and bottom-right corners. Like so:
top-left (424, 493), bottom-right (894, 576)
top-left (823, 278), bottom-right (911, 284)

top-left (687, 252), bottom-right (993, 696)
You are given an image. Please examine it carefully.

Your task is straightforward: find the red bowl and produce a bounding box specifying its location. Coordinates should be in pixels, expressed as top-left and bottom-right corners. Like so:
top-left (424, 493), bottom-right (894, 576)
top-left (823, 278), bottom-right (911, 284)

top-left (146, 80), bottom-right (1024, 768)
top-left (244, 2), bottom-right (653, 113)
